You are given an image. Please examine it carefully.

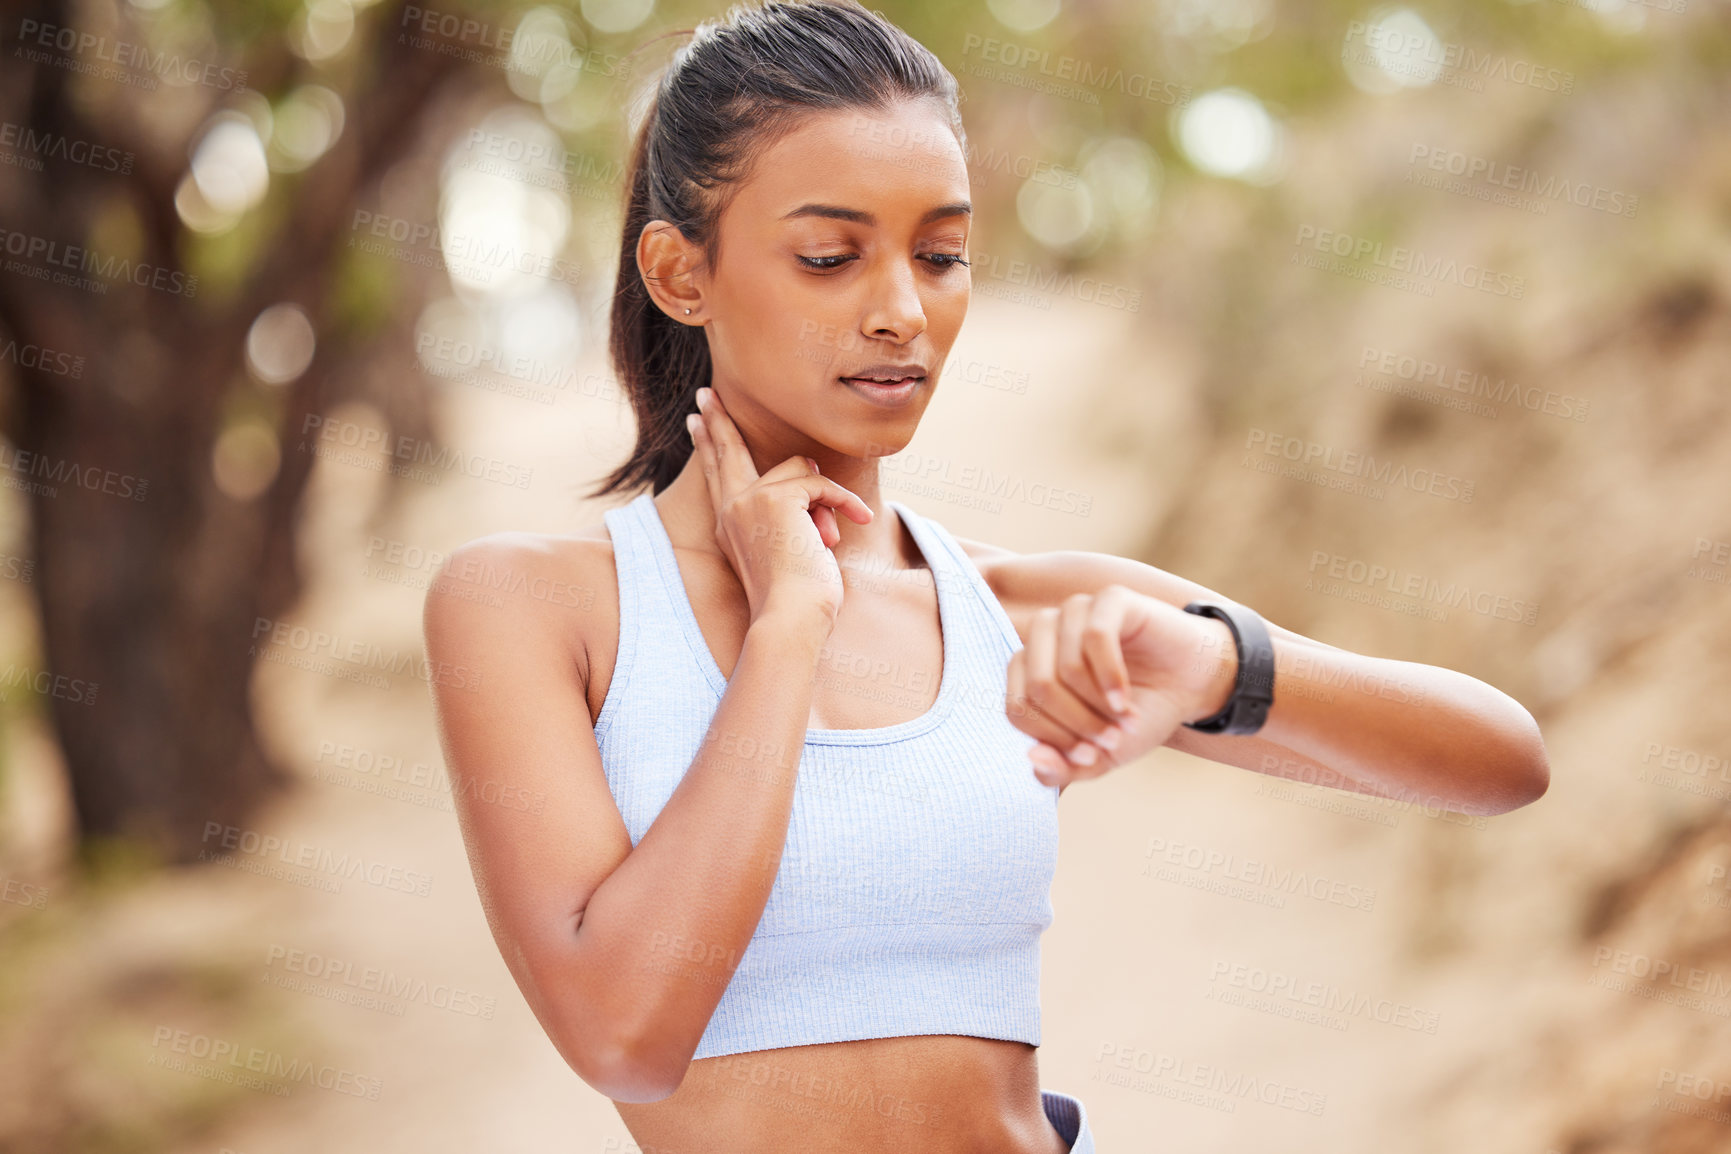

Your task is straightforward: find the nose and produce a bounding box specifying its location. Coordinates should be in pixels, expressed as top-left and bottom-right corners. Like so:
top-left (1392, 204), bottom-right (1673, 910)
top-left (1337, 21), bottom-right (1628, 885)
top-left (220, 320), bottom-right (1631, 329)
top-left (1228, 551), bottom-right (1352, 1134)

top-left (859, 256), bottom-right (927, 344)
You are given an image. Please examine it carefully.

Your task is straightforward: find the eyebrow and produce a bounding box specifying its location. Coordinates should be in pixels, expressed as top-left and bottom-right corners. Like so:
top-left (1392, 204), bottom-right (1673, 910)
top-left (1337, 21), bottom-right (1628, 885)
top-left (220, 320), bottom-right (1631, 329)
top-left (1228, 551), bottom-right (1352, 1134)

top-left (780, 201), bottom-right (972, 227)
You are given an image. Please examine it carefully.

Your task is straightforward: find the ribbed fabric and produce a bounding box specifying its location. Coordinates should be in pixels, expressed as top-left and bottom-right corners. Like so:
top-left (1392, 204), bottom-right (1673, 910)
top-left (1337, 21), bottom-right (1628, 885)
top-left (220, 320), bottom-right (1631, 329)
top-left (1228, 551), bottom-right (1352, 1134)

top-left (1042, 1088), bottom-right (1097, 1152)
top-left (595, 491), bottom-right (1059, 1060)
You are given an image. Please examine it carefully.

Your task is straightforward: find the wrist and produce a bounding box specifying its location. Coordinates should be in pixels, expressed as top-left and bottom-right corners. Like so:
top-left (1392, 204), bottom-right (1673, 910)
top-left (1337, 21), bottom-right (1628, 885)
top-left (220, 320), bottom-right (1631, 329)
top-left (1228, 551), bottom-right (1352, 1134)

top-left (1179, 599), bottom-right (1277, 735)
top-left (1184, 616), bottom-right (1238, 724)
top-left (745, 609), bottom-right (833, 663)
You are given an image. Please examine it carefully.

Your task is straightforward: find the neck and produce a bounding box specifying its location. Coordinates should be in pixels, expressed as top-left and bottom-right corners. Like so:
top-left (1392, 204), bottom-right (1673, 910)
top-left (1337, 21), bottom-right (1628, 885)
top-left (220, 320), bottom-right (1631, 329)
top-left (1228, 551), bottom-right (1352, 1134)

top-left (656, 444), bottom-right (918, 579)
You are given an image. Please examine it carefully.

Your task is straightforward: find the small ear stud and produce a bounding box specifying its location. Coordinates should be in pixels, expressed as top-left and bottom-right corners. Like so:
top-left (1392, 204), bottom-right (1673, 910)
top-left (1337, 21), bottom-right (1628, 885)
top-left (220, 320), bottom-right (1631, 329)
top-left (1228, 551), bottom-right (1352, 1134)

top-left (684, 308), bottom-right (692, 315)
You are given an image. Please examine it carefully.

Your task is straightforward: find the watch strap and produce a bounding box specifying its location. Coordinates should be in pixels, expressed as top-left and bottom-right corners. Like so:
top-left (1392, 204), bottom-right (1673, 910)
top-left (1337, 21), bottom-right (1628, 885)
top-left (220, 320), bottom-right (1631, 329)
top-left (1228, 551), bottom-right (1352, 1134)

top-left (1181, 599), bottom-right (1275, 735)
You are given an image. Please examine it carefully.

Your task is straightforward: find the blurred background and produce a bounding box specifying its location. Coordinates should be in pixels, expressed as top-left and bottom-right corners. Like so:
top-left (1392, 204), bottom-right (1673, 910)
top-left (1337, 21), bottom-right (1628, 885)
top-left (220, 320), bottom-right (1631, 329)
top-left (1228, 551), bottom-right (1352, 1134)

top-left (1, 0), bottom-right (1728, 1150)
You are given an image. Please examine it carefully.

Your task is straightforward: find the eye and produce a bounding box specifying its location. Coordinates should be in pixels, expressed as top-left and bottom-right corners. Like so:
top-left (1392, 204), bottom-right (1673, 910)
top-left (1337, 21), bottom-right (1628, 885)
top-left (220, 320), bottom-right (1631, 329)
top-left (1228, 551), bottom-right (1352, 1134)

top-left (797, 254), bottom-right (858, 270)
top-left (922, 253), bottom-right (970, 271)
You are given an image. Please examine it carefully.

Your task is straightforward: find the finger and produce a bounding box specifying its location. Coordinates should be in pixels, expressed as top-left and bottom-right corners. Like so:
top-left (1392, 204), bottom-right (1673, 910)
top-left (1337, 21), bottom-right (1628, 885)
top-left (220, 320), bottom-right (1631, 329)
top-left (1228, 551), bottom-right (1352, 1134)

top-left (774, 474), bottom-right (875, 529)
top-left (1027, 605), bottom-right (1121, 770)
top-left (1018, 608), bottom-right (1097, 755)
top-left (694, 386), bottom-right (760, 495)
top-left (756, 456), bottom-right (840, 546)
top-left (1006, 648), bottom-right (1075, 745)
top-left (685, 411), bottom-right (722, 515)
top-left (812, 503), bottom-right (838, 548)
top-left (1056, 593), bottom-right (1125, 729)
top-left (1084, 587), bottom-right (1137, 716)
top-left (1007, 651), bottom-right (1075, 787)
top-left (807, 458), bottom-right (839, 547)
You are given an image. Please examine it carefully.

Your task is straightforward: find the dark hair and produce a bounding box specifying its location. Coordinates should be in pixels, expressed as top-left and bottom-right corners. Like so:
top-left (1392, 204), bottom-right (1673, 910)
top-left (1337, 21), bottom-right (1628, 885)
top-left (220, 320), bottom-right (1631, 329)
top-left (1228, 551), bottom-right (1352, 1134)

top-left (587, 0), bottom-right (965, 500)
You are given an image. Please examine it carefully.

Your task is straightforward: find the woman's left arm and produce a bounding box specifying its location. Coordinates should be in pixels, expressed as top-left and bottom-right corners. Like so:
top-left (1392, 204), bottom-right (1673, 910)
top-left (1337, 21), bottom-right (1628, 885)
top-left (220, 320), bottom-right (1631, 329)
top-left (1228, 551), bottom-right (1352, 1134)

top-left (969, 544), bottom-right (1551, 816)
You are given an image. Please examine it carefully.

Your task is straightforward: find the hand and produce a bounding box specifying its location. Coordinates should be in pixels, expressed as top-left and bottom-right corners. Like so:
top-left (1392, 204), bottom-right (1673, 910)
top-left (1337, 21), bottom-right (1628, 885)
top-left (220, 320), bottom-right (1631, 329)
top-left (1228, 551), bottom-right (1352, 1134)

top-left (1005, 585), bottom-right (1238, 788)
top-left (685, 385), bottom-right (875, 631)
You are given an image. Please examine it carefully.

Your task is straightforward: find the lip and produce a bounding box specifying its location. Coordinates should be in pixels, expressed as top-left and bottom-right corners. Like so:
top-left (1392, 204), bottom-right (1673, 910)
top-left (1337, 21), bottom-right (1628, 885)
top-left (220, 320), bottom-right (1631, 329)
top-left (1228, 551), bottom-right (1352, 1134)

top-left (838, 362), bottom-right (928, 408)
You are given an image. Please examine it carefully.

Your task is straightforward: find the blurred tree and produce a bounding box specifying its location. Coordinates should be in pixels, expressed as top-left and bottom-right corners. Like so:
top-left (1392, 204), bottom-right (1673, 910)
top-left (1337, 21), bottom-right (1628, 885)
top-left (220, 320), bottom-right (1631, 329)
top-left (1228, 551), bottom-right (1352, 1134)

top-left (0, 0), bottom-right (462, 863)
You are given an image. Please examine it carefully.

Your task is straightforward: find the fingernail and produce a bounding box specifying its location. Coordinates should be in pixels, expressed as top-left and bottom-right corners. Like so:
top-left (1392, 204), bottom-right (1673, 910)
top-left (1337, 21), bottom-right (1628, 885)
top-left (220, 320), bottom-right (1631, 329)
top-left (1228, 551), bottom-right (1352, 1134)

top-left (686, 414), bottom-right (698, 432)
top-left (1095, 725), bottom-right (1121, 751)
top-left (1067, 743), bottom-right (1097, 766)
top-left (1107, 688), bottom-right (1127, 712)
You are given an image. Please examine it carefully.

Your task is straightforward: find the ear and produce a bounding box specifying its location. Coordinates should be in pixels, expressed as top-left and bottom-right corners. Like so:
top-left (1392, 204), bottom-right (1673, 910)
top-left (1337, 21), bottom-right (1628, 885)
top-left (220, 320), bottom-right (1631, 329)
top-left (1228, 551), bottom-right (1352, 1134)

top-left (637, 219), bottom-right (707, 324)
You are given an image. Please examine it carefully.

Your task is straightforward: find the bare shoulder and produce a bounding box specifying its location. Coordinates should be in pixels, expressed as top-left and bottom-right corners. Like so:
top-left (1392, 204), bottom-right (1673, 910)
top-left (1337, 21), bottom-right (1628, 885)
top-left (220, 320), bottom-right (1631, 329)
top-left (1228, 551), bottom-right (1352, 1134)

top-left (421, 520), bottom-right (619, 689)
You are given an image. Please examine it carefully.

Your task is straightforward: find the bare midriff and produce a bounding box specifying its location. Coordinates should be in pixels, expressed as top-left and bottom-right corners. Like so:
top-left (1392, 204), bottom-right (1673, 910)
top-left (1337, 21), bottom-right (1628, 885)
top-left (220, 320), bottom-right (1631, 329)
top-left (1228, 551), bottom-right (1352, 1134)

top-left (614, 1035), bottom-right (1070, 1154)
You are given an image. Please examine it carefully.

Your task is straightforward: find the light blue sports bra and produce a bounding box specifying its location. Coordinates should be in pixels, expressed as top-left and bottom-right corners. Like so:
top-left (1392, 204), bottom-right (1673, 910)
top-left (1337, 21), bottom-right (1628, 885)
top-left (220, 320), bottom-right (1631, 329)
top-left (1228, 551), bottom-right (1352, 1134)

top-left (594, 490), bottom-right (1060, 1059)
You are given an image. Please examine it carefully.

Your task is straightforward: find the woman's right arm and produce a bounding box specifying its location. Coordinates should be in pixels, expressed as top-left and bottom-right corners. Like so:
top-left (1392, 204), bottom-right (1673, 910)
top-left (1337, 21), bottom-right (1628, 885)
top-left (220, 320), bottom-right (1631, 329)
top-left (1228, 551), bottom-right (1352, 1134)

top-left (424, 387), bottom-right (871, 1104)
top-left (424, 560), bottom-right (829, 1103)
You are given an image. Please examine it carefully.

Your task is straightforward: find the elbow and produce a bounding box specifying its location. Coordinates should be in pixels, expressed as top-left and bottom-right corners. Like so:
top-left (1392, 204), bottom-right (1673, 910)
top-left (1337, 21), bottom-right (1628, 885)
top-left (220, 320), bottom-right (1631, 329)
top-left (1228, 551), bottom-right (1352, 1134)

top-left (565, 1024), bottom-right (690, 1104)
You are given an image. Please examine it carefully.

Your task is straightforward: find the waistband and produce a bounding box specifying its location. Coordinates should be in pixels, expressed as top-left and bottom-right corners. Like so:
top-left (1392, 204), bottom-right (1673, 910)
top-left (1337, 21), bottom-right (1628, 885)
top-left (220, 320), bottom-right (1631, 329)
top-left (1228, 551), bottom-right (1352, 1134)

top-left (1041, 1088), bottom-right (1097, 1153)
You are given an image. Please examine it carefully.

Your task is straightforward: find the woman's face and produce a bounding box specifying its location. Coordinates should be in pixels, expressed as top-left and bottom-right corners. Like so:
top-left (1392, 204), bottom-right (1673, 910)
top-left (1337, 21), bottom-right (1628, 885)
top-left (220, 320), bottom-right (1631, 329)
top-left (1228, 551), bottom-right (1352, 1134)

top-left (687, 98), bottom-right (972, 462)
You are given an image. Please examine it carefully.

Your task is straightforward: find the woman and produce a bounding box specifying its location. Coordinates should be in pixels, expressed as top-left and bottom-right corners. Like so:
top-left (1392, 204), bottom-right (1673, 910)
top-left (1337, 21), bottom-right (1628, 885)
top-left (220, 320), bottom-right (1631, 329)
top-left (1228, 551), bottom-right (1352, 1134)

top-left (422, 2), bottom-right (1552, 1151)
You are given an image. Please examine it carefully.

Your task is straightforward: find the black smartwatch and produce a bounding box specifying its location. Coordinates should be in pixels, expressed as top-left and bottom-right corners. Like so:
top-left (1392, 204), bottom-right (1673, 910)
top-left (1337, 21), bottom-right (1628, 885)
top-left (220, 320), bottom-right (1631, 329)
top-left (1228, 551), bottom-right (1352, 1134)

top-left (1181, 600), bottom-right (1275, 735)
